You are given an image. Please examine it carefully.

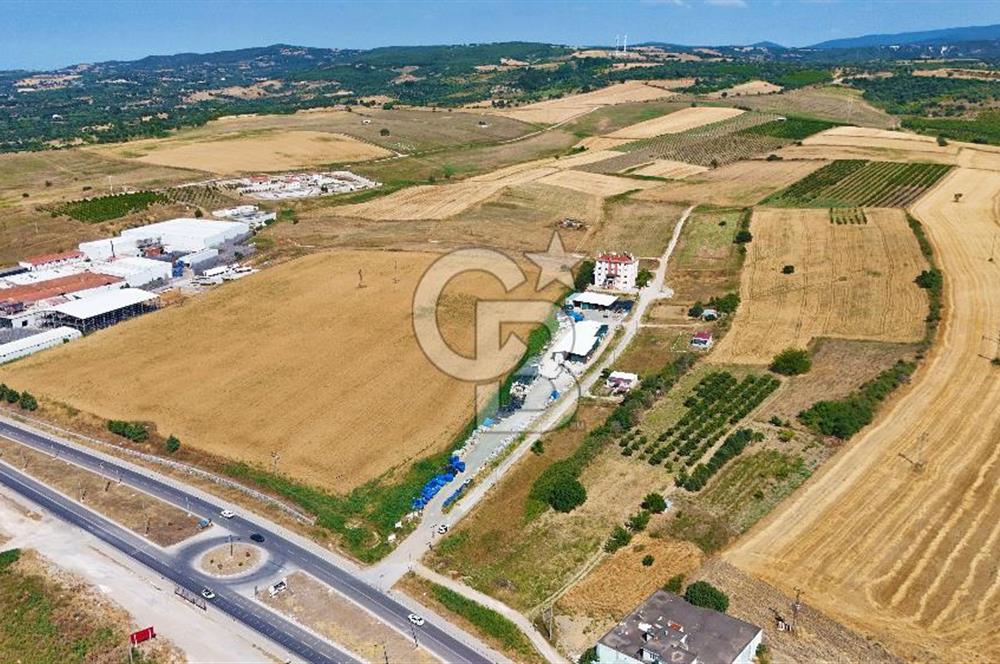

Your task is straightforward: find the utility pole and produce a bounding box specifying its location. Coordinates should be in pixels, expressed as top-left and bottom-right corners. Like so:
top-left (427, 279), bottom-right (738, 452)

top-left (791, 587), bottom-right (803, 635)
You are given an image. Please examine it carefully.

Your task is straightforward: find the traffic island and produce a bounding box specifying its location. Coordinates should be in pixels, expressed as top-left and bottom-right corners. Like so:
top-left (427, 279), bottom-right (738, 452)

top-left (198, 542), bottom-right (265, 577)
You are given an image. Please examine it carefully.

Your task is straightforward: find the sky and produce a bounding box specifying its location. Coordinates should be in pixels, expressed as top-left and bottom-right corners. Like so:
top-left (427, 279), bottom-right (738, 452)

top-left (2, 0), bottom-right (1000, 71)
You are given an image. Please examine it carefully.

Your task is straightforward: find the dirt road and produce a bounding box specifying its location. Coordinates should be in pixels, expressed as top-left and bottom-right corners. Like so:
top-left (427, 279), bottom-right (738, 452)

top-left (725, 167), bottom-right (1000, 662)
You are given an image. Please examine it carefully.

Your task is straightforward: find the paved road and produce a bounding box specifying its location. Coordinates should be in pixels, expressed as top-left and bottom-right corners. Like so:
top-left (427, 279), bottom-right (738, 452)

top-left (0, 419), bottom-right (495, 664)
top-left (0, 458), bottom-right (354, 664)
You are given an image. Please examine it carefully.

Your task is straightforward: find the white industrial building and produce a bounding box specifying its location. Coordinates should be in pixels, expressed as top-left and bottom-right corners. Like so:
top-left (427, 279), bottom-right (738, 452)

top-left (78, 236), bottom-right (140, 261)
top-left (211, 205), bottom-right (276, 229)
top-left (566, 292), bottom-right (620, 310)
top-left (0, 327), bottom-right (81, 364)
top-left (118, 218), bottom-right (249, 253)
top-left (551, 320), bottom-right (608, 363)
top-left (18, 250), bottom-right (85, 272)
top-left (90, 256), bottom-right (172, 288)
top-left (594, 252), bottom-right (639, 292)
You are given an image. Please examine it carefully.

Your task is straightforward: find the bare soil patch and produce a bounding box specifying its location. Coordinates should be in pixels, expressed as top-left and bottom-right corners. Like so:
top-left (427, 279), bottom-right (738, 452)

top-left (630, 159), bottom-right (708, 179)
top-left (536, 170), bottom-right (655, 196)
top-left (199, 543), bottom-right (264, 577)
top-left (487, 81), bottom-right (685, 125)
top-left (706, 80), bottom-right (782, 98)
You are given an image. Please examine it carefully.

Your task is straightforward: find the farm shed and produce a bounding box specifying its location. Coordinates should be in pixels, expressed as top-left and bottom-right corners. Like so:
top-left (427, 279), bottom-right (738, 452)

top-left (566, 292), bottom-right (620, 310)
top-left (0, 327), bottom-right (81, 364)
top-left (551, 320), bottom-right (608, 363)
top-left (595, 590), bottom-right (762, 664)
top-left (119, 218), bottom-right (250, 253)
top-left (91, 256), bottom-right (172, 288)
top-left (48, 288), bottom-right (158, 333)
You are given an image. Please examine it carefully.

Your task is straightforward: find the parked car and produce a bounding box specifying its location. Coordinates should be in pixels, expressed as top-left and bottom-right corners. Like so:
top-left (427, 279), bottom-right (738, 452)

top-left (436, 524), bottom-right (449, 535)
top-left (250, 533), bottom-right (265, 543)
top-left (408, 613), bottom-right (425, 626)
top-left (220, 509), bottom-right (236, 519)
top-left (201, 588), bottom-right (216, 600)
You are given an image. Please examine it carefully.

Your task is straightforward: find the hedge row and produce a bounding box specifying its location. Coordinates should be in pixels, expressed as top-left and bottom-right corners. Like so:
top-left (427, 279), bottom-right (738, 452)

top-left (0, 384), bottom-right (38, 412)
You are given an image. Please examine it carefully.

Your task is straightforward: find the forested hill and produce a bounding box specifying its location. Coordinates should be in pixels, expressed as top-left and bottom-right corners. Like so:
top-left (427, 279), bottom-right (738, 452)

top-left (812, 23), bottom-right (1000, 49)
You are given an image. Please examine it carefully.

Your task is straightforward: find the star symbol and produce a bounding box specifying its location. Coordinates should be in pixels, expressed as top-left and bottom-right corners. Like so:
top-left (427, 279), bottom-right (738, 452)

top-left (525, 231), bottom-right (580, 292)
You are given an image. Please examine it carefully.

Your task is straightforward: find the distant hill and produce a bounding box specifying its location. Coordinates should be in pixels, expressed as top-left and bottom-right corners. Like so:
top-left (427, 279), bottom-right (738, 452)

top-left (812, 23), bottom-right (1000, 49)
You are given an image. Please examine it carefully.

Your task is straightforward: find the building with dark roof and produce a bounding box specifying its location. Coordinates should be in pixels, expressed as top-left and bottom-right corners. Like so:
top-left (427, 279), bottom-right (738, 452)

top-left (596, 591), bottom-right (762, 664)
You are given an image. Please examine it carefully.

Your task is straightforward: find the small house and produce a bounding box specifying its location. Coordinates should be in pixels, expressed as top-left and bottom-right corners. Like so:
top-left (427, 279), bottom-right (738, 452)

top-left (701, 308), bottom-right (719, 321)
top-left (691, 331), bottom-right (714, 350)
top-left (606, 371), bottom-right (639, 394)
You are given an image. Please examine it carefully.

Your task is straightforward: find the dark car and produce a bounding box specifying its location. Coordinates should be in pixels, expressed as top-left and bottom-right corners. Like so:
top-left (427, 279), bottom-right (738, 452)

top-left (250, 533), bottom-right (265, 543)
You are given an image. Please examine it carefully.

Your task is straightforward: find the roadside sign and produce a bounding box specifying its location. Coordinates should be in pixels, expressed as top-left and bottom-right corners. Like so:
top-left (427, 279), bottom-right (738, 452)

top-left (129, 626), bottom-right (156, 645)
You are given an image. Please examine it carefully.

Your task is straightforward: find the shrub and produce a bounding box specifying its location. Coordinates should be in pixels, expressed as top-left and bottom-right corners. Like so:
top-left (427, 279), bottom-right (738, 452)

top-left (782, 264), bottom-right (795, 274)
top-left (687, 302), bottom-right (704, 318)
top-left (4, 389), bottom-right (19, 404)
top-left (684, 580), bottom-right (729, 613)
top-left (547, 474), bottom-right (587, 512)
top-left (799, 360), bottom-right (915, 439)
top-left (734, 230), bottom-right (753, 244)
top-left (17, 391), bottom-right (38, 411)
top-left (636, 268), bottom-right (654, 288)
top-left (579, 647), bottom-right (599, 664)
top-left (915, 268), bottom-right (943, 293)
top-left (642, 554), bottom-right (655, 567)
top-left (663, 574), bottom-right (685, 593)
top-left (530, 439), bottom-right (545, 455)
top-left (770, 348), bottom-right (811, 375)
top-left (628, 510), bottom-right (651, 532)
top-left (379, 127), bottom-right (391, 136)
top-left (707, 292), bottom-right (740, 314)
top-left (0, 548), bottom-right (21, 572)
top-left (164, 435), bottom-right (181, 454)
top-left (604, 525), bottom-right (632, 553)
top-left (107, 420), bottom-right (148, 443)
top-left (641, 492), bottom-right (667, 513)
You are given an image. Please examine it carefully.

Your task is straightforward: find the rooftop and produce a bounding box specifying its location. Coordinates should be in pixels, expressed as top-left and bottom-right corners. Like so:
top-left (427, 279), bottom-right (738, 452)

top-left (119, 218), bottom-right (248, 239)
top-left (567, 292), bottom-right (619, 308)
top-left (0, 327), bottom-right (80, 355)
top-left (20, 249), bottom-right (83, 266)
top-left (597, 251), bottom-right (637, 264)
top-left (598, 591), bottom-right (761, 664)
top-left (551, 320), bottom-right (608, 357)
top-left (0, 272), bottom-right (123, 306)
top-left (51, 288), bottom-right (157, 319)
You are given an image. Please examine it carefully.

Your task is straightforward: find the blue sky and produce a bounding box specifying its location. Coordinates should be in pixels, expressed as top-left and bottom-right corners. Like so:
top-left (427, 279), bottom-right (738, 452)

top-left (2, 0), bottom-right (1000, 70)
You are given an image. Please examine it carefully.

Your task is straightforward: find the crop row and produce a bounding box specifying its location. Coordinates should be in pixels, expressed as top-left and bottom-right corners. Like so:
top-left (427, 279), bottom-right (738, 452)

top-left (765, 160), bottom-right (953, 208)
top-left (47, 191), bottom-right (166, 223)
top-left (163, 186), bottom-right (241, 211)
top-left (618, 372), bottom-right (778, 472)
top-left (830, 207), bottom-right (867, 225)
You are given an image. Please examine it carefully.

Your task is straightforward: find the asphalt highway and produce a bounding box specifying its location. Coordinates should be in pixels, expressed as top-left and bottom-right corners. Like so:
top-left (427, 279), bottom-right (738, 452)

top-left (0, 418), bottom-right (495, 664)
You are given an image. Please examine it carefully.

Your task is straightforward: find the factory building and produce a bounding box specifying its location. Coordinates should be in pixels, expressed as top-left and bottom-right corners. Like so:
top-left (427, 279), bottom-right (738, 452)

top-left (118, 218), bottom-right (250, 253)
top-left (0, 327), bottom-right (82, 364)
top-left (0, 272), bottom-right (124, 329)
top-left (48, 288), bottom-right (158, 333)
top-left (90, 256), bottom-right (172, 288)
top-left (79, 236), bottom-right (141, 261)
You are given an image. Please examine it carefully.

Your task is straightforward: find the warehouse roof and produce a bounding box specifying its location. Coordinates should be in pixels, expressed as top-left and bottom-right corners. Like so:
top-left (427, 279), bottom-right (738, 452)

top-left (120, 218), bottom-right (248, 239)
top-left (51, 288), bottom-right (157, 319)
top-left (20, 249), bottom-right (84, 266)
top-left (0, 327), bottom-right (80, 356)
top-left (551, 320), bottom-right (607, 358)
top-left (0, 272), bottom-right (123, 305)
top-left (567, 292), bottom-right (619, 308)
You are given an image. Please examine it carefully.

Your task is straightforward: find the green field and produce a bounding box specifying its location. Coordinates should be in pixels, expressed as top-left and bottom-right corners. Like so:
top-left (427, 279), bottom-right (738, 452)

top-left (740, 116), bottom-right (838, 140)
top-left (764, 160), bottom-right (953, 207)
top-left (903, 110), bottom-right (1000, 146)
top-left (49, 191), bottom-right (166, 223)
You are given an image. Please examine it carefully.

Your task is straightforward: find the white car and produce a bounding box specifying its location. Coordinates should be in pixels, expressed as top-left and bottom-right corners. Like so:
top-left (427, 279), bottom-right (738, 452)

top-left (436, 524), bottom-right (449, 535)
top-left (220, 509), bottom-right (236, 519)
top-left (408, 613), bottom-right (425, 627)
top-left (201, 588), bottom-right (216, 600)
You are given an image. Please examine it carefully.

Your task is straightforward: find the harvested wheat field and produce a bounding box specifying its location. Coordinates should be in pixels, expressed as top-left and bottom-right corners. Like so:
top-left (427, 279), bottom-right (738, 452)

top-left (0, 250), bottom-right (560, 493)
top-left (92, 129), bottom-right (391, 174)
top-left (782, 126), bottom-right (959, 164)
top-left (725, 167), bottom-right (1000, 662)
top-left (605, 106), bottom-right (744, 140)
top-left (536, 169), bottom-right (654, 196)
top-left (630, 159), bottom-right (709, 179)
top-left (707, 80), bottom-right (782, 98)
top-left (636, 159), bottom-right (827, 207)
top-left (710, 208), bottom-right (927, 364)
top-left (489, 80), bottom-right (684, 125)
top-left (337, 150), bottom-right (621, 221)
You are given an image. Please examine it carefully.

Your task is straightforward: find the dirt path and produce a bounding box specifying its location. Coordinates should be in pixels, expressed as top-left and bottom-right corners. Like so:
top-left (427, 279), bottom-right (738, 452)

top-left (724, 167), bottom-right (1000, 662)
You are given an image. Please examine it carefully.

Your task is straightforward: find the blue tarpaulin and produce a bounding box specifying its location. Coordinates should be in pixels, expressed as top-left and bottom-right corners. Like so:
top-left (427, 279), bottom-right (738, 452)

top-left (410, 455), bottom-right (468, 510)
